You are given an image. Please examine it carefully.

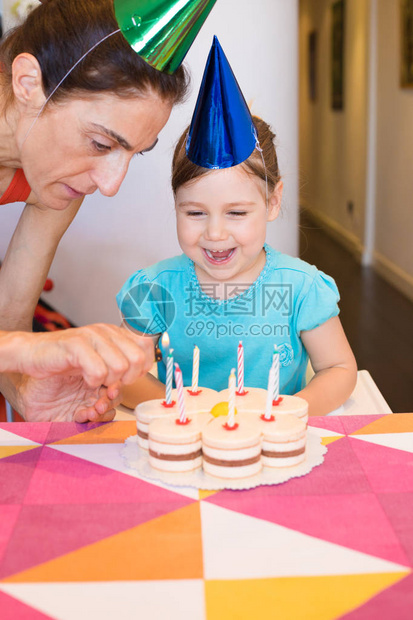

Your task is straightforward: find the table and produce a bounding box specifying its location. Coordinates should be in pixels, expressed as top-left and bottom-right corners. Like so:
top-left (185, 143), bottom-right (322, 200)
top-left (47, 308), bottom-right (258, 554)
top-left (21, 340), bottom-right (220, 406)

top-left (0, 414), bottom-right (412, 619)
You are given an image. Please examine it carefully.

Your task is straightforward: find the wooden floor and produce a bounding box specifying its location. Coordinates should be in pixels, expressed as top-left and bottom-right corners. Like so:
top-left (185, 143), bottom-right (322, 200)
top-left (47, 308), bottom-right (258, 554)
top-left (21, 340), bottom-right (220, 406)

top-left (299, 211), bottom-right (413, 413)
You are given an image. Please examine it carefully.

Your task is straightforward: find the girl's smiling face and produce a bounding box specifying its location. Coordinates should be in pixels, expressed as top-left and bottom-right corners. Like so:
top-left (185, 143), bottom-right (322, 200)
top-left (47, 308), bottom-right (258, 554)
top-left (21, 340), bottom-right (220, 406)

top-left (175, 165), bottom-right (282, 288)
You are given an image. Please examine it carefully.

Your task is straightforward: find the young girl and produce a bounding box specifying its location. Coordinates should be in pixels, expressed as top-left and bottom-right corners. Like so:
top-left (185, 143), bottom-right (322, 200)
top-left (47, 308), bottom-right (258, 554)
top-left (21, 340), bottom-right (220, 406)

top-left (117, 39), bottom-right (357, 416)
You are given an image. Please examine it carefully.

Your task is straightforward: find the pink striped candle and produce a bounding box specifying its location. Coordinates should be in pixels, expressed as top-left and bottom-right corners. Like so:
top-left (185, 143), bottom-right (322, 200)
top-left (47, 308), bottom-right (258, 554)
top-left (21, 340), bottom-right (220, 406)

top-left (237, 341), bottom-right (245, 394)
top-left (174, 363), bottom-right (187, 424)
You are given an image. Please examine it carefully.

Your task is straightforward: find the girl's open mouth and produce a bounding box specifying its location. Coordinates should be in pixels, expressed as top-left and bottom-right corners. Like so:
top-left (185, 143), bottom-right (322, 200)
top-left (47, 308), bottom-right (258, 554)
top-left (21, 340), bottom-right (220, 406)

top-left (203, 248), bottom-right (236, 265)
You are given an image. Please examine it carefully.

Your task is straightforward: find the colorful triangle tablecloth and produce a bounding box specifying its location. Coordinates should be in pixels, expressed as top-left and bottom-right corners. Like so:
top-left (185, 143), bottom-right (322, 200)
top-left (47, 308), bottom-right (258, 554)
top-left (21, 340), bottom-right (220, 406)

top-left (0, 415), bottom-right (412, 619)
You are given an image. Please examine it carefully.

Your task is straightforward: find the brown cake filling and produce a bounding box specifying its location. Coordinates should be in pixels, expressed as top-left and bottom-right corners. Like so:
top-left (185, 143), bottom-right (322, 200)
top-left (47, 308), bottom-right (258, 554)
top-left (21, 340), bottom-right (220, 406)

top-left (137, 429), bottom-right (149, 440)
top-left (203, 454), bottom-right (261, 467)
top-left (149, 449), bottom-right (202, 461)
top-left (262, 446), bottom-right (305, 458)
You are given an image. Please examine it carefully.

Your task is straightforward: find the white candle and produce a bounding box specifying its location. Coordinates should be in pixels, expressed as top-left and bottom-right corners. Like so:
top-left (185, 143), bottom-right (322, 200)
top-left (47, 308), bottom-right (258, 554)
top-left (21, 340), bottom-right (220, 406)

top-left (227, 368), bottom-right (236, 428)
top-left (174, 363), bottom-right (187, 424)
top-left (165, 348), bottom-right (174, 404)
top-left (191, 345), bottom-right (200, 393)
top-left (265, 363), bottom-right (276, 420)
top-left (237, 341), bottom-right (245, 394)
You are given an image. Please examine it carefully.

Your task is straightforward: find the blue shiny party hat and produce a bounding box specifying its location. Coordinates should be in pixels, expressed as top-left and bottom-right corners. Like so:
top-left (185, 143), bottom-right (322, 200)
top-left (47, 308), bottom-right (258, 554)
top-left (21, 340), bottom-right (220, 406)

top-left (186, 36), bottom-right (257, 168)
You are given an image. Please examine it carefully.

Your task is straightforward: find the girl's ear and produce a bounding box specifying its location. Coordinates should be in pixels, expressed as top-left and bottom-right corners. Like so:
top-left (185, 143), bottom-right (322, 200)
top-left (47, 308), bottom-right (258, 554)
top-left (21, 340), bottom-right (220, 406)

top-left (12, 53), bottom-right (46, 108)
top-left (267, 180), bottom-right (283, 222)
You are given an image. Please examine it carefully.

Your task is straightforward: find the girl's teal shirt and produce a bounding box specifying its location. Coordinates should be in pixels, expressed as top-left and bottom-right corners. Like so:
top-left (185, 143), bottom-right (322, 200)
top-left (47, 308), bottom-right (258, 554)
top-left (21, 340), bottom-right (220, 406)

top-left (117, 245), bottom-right (340, 393)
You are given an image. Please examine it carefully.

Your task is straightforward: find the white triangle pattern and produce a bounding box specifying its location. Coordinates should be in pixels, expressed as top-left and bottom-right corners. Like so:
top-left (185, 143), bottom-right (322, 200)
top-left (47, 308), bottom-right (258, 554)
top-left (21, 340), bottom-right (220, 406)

top-left (0, 428), bottom-right (40, 447)
top-left (351, 432), bottom-right (413, 454)
top-left (200, 502), bottom-right (410, 580)
top-left (0, 580), bottom-right (205, 620)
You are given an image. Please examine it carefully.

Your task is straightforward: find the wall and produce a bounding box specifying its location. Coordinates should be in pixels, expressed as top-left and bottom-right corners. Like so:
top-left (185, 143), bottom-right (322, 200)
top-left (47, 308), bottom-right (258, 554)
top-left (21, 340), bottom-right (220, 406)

top-left (0, 0), bottom-right (299, 326)
top-left (299, 0), bottom-right (370, 253)
top-left (374, 0), bottom-right (413, 299)
top-left (299, 0), bottom-right (413, 301)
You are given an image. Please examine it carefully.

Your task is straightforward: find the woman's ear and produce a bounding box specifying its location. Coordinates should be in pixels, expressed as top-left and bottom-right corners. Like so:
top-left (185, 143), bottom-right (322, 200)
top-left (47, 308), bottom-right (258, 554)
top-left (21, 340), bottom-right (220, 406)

top-left (267, 180), bottom-right (283, 222)
top-left (12, 53), bottom-right (46, 108)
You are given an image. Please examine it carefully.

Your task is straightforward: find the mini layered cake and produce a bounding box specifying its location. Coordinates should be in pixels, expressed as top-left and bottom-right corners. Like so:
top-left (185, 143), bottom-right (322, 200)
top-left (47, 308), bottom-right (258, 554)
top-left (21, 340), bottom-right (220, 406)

top-left (148, 413), bottom-right (212, 473)
top-left (259, 414), bottom-right (307, 468)
top-left (202, 418), bottom-right (262, 479)
top-left (135, 387), bottom-right (219, 449)
top-left (271, 394), bottom-right (309, 425)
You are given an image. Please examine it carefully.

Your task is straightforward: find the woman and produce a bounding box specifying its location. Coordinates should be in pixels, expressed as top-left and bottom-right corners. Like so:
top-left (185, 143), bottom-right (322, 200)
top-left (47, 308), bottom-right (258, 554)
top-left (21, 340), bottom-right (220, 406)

top-left (0, 0), bottom-right (193, 421)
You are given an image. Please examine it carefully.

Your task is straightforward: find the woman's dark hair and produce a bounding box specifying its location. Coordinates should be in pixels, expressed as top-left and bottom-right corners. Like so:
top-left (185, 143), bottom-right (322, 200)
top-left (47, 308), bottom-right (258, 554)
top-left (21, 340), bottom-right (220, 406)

top-left (172, 116), bottom-right (281, 194)
top-left (0, 0), bottom-right (189, 106)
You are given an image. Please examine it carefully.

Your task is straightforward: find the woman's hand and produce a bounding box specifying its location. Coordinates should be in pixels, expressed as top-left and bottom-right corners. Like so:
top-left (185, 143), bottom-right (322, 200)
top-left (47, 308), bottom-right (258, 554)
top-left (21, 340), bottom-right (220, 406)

top-left (1, 324), bottom-right (154, 385)
top-left (0, 324), bottom-right (155, 422)
top-left (16, 375), bottom-right (122, 423)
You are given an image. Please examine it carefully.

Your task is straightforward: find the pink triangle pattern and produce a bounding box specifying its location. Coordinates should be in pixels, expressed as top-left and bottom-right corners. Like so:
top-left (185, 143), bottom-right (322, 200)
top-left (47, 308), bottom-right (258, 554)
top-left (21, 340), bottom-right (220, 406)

top-left (45, 422), bottom-right (102, 444)
top-left (0, 500), bottom-right (192, 580)
top-left (211, 437), bottom-right (371, 497)
top-left (0, 589), bottom-right (54, 619)
top-left (339, 415), bottom-right (386, 435)
top-left (0, 423), bottom-right (50, 445)
top-left (340, 573), bottom-right (413, 620)
top-left (0, 448), bottom-right (43, 505)
top-left (206, 492), bottom-right (410, 567)
top-left (23, 447), bottom-right (195, 506)
top-left (377, 492), bottom-right (413, 566)
top-left (308, 417), bottom-right (346, 433)
top-left (349, 437), bottom-right (413, 493)
top-left (0, 506), bottom-right (21, 565)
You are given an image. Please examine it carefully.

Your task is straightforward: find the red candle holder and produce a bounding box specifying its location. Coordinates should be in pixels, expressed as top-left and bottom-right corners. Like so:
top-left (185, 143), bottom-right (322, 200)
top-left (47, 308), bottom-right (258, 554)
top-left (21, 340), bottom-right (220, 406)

top-left (162, 400), bottom-right (176, 408)
top-left (223, 422), bottom-right (239, 431)
top-left (272, 396), bottom-right (283, 406)
top-left (187, 389), bottom-right (202, 396)
top-left (175, 418), bottom-right (191, 426)
top-left (260, 414), bottom-right (275, 422)
top-left (236, 389), bottom-right (249, 396)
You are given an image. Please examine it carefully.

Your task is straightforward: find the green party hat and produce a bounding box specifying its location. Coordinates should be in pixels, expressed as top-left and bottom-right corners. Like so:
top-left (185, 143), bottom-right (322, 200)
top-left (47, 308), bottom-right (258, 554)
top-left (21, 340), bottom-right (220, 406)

top-left (114, 0), bottom-right (217, 74)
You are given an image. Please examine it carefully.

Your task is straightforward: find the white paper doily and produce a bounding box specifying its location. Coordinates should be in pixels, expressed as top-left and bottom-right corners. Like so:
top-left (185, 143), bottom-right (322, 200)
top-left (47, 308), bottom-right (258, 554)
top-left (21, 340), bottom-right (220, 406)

top-left (121, 430), bottom-right (327, 491)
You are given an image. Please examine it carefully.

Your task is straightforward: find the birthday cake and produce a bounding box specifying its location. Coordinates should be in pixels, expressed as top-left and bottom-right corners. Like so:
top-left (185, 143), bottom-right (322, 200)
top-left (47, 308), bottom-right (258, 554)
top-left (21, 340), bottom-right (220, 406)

top-left (136, 391), bottom-right (309, 480)
top-left (135, 337), bottom-right (310, 480)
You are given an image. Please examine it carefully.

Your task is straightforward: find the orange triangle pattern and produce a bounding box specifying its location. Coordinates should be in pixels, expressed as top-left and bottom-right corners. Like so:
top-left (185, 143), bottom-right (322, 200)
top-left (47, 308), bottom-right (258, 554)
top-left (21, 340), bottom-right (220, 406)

top-left (52, 421), bottom-right (136, 445)
top-left (321, 436), bottom-right (343, 447)
top-left (3, 502), bottom-right (203, 583)
top-left (0, 445), bottom-right (39, 460)
top-left (205, 572), bottom-right (409, 620)
top-left (352, 414), bottom-right (413, 436)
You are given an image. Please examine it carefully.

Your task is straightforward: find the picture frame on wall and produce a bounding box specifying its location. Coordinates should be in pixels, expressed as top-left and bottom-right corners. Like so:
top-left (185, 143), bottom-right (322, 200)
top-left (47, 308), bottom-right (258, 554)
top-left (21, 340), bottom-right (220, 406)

top-left (308, 30), bottom-right (317, 101)
top-left (331, 0), bottom-right (345, 110)
top-left (401, 0), bottom-right (413, 87)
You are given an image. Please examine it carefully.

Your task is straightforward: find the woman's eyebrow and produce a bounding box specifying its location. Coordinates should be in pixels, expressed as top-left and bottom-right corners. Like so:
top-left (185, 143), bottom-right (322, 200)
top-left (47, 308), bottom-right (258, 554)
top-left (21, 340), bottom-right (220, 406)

top-left (89, 123), bottom-right (133, 150)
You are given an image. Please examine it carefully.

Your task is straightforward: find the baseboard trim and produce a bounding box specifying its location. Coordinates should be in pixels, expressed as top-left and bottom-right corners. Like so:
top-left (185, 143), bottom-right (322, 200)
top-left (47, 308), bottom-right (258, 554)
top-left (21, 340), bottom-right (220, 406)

top-left (301, 207), bottom-right (413, 303)
top-left (373, 251), bottom-right (413, 304)
top-left (301, 208), bottom-right (364, 261)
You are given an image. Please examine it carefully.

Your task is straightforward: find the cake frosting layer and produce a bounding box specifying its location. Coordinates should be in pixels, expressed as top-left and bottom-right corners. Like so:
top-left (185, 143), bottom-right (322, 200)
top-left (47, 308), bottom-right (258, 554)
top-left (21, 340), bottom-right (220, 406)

top-left (202, 418), bottom-right (262, 479)
top-left (148, 414), bottom-right (210, 473)
top-left (258, 414), bottom-right (307, 468)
